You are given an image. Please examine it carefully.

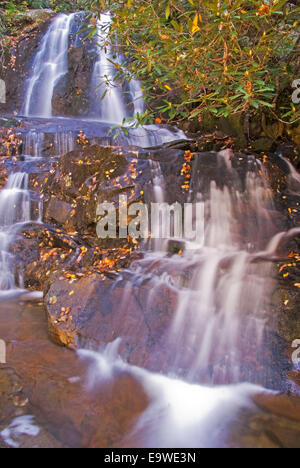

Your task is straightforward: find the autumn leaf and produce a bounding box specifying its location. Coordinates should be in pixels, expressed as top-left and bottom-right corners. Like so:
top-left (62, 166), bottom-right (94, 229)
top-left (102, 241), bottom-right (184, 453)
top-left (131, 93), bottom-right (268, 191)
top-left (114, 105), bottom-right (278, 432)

top-left (191, 14), bottom-right (201, 35)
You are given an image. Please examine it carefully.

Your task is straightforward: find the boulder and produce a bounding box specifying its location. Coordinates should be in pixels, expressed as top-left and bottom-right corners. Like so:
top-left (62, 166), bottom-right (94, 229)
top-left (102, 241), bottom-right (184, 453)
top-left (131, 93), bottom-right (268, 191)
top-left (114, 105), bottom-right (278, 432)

top-left (45, 272), bottom-right (178, 373)
top-left (16, 9), bottom-right (54, 24)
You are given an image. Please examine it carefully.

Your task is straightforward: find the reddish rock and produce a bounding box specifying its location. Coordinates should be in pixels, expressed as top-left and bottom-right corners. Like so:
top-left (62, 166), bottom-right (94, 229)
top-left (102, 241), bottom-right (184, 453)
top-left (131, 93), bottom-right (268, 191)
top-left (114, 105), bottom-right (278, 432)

top-left (253, 392), bottom-right (300, 423)
top-left (45, 272), bottom-right (178, 372)
top-left (0, 300), bottom-right (149, 448)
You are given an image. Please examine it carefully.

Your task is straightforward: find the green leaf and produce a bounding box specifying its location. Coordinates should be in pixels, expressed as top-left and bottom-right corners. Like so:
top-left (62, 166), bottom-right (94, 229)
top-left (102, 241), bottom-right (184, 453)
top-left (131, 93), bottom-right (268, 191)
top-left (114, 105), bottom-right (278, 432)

top-left (166, 4), bottom-right (170, 20)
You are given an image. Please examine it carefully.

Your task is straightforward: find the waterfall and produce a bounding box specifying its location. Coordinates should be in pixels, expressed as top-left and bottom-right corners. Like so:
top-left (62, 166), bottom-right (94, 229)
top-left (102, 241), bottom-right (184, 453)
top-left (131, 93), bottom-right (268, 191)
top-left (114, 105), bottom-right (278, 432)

top-left (90, 14), bottom-right (128, 123)
top-left (116, 151), bottom-right (282, 385)
top-left (21, 11), bottom-right (186, 148)
top-left (90, 13), bottom-right (147, 123)
top-left (23, 13), bottom-right (76, 118)
top-left (2, 8), bottom-right (300, 449)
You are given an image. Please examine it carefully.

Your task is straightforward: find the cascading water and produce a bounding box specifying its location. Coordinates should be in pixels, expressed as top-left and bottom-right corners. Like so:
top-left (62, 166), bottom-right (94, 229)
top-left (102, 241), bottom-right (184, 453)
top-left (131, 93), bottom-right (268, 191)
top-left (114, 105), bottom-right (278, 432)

top-left (89, 13), bottom-right (186, 146)
top-left (1, 8), bottom-right (299, 449)
top-left (90, 14), bottom-right (127, 123)
top-left (21, 11), bottom-right (186, 148)
top-left (23, 13), bottom-right (76, 118)
top-left (0, 172), bottom-right (41, 295)
top-left (23, 130), bottom-right (75, 158)
top-left (114, 150), bottom-right (288, 386)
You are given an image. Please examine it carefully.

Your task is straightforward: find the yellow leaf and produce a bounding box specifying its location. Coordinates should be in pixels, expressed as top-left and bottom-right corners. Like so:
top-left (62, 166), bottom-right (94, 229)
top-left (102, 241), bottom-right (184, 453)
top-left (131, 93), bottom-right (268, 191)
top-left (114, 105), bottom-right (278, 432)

top-left (191, 14), bottom-right (201, 35)
top-left (164, 85), bottom-right (172, 91)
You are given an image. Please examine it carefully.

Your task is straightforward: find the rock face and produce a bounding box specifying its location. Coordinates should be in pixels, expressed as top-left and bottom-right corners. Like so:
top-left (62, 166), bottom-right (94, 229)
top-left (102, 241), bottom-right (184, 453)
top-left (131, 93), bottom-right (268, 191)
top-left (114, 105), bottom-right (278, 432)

top-left (46, 273), bottom-right (177, 367)
top-left (52, 45), bottom-right (95, 117)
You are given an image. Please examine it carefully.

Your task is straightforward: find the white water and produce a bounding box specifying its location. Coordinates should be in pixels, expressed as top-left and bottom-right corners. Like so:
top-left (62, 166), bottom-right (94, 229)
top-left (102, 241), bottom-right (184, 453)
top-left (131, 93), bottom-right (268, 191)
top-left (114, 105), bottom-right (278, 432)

top-left (1, 416), bottom-right (40, 448)
top-left (79, 340), bottom-right (268, 448)
top-left (23, 13), bottom-right (75, 117)
top-left (90, 13), bottom-right (187, 146)
top-left (90, 13), bottom-right (147, 123)
top-left (23, 130), bottom-right (75, 158)
top-left (119, 151), bottom-right (288, 384)
top-left (90, 14), bottom-right (128, 123)
top-left (169, 162), bottom-right (277, 382)
top-left (0, 171), bottom-right (42, 294)
top-left (278, 153), bottom-right (300, 192)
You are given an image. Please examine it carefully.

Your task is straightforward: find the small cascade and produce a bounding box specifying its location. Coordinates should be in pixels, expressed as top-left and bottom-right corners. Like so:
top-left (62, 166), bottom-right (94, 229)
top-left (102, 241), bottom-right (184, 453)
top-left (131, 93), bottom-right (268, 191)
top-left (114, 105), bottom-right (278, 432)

top-left (23, 130), bottom-right (75, 158)
top-left (0, 172), bottom-right (41, 293)
top-left (79, 341), bottom-right (263, 448)
top-left (278, 153), bottom-right (300, 192)
top-left (23, 131), bottom-right (45, 158)
top-left (0, 173), bottom-right (30, 226)
top-left (90, 13), bottom-right (146, 124)
top-left (117, 151), bottom-right (285, 385)
top-left (23, 13), bottom-right (76, 117)
top-left (54, 131), bottom-right (75, 156)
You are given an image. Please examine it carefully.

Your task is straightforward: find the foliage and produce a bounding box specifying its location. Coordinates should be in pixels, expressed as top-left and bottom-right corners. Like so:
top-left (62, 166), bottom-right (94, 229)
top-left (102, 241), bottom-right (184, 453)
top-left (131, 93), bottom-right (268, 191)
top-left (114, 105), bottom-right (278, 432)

top-left (88, 0), bottom-right (300, 126)
top-left (49, 0), bottom-right (87, 13)
top-left (0, 0), bottom-right (86, 17)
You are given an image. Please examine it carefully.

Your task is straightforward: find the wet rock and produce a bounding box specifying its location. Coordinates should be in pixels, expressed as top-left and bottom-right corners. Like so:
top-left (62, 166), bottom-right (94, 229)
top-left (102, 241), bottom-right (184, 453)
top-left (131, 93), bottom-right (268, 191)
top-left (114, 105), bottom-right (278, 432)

top-left (253, 392), bottom-right (300, 422)
top-left (52, 45), bottom-right (95, 117)
top-left (0, 300), bottom-right (149, 448)
top-left (0, 368), bottom-right (24, 427)
top-left (232, 392), bottom-right (300, 448)
top-left (252, 138), bottom-right (276, 153)
top-left (43, 145), bottom-right (131, 233)
top-left (45, 272), bottom-right (177, 372)
top-left (46, 197), bottom-right (73, 226)
top-left (16, 9), bottom-right (54, 23)
top-left (10, 224), bottom-right (82, 290)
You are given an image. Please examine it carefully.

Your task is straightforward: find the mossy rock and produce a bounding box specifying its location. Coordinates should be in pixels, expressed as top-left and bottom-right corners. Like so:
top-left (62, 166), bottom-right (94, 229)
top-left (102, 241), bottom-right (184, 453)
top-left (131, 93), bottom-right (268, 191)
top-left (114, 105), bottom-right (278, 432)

top-left (16, 9), bottom-right (54, 24)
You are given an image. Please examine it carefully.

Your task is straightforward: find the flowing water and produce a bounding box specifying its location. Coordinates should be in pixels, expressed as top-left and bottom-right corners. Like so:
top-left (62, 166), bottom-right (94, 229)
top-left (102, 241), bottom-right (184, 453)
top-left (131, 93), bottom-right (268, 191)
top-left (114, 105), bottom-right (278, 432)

top-left (0, 10), bottom-right (299, 448)
top-left (0, 171), bottom-right (41, 298)
top-left (23, 14), bottom-right (76, 118)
